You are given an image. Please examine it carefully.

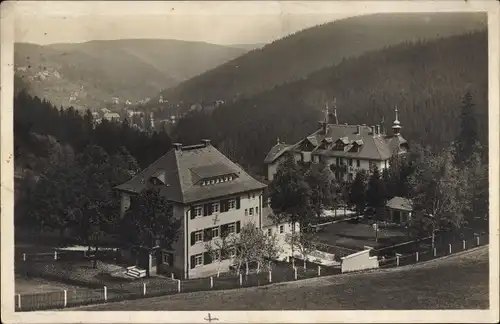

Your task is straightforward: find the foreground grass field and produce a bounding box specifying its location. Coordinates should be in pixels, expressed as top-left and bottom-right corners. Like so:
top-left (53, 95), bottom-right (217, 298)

top-left (72, 246), bottom-right (489, 310)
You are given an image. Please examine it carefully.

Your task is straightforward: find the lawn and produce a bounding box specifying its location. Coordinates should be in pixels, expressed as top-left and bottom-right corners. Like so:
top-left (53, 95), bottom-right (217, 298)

top-left (15, 276), bottom-right (93, 294)
top-left (315, 219), bottom-right (408, 251)
top-left (72, 246), bottom-right (489, 310)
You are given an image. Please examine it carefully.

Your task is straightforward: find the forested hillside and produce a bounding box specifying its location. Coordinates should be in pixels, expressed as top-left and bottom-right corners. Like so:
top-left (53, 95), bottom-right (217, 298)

top-left (14, 91), bottom-right (173, 175)
top-left (14, 39), bottom-right (249, 110)
top-left (171, 31), bottom-right (488, 175)
top-left (155, 12), bottom-right (486, 109)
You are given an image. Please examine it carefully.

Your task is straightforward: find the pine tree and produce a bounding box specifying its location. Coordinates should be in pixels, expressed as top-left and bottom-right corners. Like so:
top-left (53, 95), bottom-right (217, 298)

top-left (456, 91), bottom-right (479, 165)
top-left (349, 170), bottom-right (368, 215)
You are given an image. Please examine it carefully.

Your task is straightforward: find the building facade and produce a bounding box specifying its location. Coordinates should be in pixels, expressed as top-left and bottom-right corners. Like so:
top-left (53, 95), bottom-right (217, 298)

top-left (261, 207), bottom-right (301, 262)
top-left (115, 140), bottom-right (267, 279)
top-left (264, 104), bottom-right (409, 182)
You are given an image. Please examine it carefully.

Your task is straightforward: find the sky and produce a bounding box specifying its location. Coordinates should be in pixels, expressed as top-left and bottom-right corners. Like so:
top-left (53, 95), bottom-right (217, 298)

top-left (12, 1), bottom-right (355, 46)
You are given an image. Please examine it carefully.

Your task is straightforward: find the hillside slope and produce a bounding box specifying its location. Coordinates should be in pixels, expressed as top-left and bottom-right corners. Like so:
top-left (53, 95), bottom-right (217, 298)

top-left (14, 39), bottom-right (248, 110)
top-left (156, 12), bottom-right (486, 107)
top-left (74, 246), bottom-right (488, 310)
top-left (171, 31), bottom-right (488, 174)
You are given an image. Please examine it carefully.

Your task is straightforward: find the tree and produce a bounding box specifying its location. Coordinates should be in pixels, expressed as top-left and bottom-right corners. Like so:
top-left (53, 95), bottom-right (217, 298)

top-left (455, 91), bottom-right (479, 165)
top-left (349, 170), bottom-right (368, 215)
top-left (464, 142), bottom-right (488, 229)
top-left (121, 188), bottom-right (180, 253)
top-left (230, 222), bottom-right (266, 275)
top-left (408, 146), bottom-right (470, 247)
top-left (305, 162), bottom-right (335, 219)
top-left (366, 166), bottom-right (386, 242)
top-left (204, 227), bottom-right (231, 278)
top-left (261, 231), bottom-right (283, 271)
top-left (285, 230), bottom-right (317, 269)
top-left (268, 155), bottom-right (313, 265)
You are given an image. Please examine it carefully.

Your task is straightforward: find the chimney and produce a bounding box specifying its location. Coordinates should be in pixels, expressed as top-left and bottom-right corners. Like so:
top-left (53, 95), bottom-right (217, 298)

top-left (173, 143), bottom-right (183, 151)
top-left (202, 139), bottom-right (211, 147)
top-left (356, 125), bottom-right (361, 135)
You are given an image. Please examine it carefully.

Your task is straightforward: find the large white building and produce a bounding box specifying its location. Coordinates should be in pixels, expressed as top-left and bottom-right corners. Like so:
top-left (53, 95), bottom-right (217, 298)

top-left (264, 105), bottom-right (409, 182)
top-left (116, 140), bottom-right (267, 279)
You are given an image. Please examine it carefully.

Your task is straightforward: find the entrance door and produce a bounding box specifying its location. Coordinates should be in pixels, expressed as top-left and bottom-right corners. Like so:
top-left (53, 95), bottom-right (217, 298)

top-left (393, 210), bottom-right (401, 224)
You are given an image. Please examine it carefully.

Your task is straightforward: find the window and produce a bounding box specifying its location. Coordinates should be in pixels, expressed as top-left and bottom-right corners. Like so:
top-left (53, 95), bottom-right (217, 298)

top-left (349, 159), bottom-right (353, 166)
top-left (247, 193), bottom-right (251, 199)
top-left (252, 193), bottom-right (255, 199)
top-left (249, 208), bottom-right (253, 216)
top-left (267, 228), bottom-right (272, 236)
top-left (211, 202), bottom-right (220, 214)
top-left (255, 207), bottom-right (259, 215)
top-left (194, 231), bottom-right (203, 243)
top-left (228, 223), bottom-right (236, 234)
top-left (368, 161), bottom-right (374, 170)
top-left (244, 209), bottom-right (248, 216)
top-left (212, 227), bottom-right (219, 238)
top-left (279, 225), bottom-right (284, 234)
top-left (356, 159), bottom-right (361, 167)
top-left (193, 206), bottom-right (203, 217)
top-left (336, 157), bottom-right (340, 165)
top-left (194, 254), bottom-right (203, 267)
top-left (228, 199), bottom-right (236, 210)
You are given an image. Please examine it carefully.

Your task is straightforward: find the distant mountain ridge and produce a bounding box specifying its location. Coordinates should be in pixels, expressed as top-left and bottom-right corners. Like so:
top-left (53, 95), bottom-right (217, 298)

top-left (14, 39), bottom-right (251, 110)
top-left (154, 12), bottom-right (486, 109)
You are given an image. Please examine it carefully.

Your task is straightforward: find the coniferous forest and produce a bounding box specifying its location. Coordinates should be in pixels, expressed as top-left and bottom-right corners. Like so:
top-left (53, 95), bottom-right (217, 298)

top-left (172, 31), bottom-right (488, 175)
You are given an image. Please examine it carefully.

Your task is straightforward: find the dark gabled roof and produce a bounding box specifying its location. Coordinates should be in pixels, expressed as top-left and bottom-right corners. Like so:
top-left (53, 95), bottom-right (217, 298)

top-left (264, 142), bottom-right (291, 164)
top-left (386, 196), bottom-right (413, 212)
top-left (116, 144), bottom-right (266, 204)
top-left (266, 124), bottom-right (407, 163)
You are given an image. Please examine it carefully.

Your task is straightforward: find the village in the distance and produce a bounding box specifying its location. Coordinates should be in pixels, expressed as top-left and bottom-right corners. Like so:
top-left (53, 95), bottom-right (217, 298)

top-left (10, 9), bottom-right (490, 314)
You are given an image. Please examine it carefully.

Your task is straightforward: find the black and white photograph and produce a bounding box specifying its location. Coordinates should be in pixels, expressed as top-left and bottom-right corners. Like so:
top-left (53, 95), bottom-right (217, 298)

top-left (1, 1), bottom-right (498, 323)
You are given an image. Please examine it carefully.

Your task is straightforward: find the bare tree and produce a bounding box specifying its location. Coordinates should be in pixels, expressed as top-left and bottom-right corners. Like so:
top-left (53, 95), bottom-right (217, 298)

top-left (285, 230), bottom-right (317, 269)
top-left (204, 228), bottom-right (231, 278)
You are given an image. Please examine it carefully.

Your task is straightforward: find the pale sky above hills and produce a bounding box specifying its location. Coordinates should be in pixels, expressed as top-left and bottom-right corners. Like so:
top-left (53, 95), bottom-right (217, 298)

top-left (12, 1), bottom-right (353, 46)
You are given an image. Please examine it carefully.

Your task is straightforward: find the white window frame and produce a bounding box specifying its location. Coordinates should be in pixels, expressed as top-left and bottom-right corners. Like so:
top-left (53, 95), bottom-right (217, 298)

top-left (212, 227), bottom-right (219, 238)
top-left (228, 199), bottom-right (236, 210)
top-left (279, 225), bottom-right (284, 234)
top-left (194, 231), bottom-right (203, 243)
top-left (244, 209), bottom-right (248, 216)
top-left (228, 223), bottom-right (236, 234)
top-left (194, 253), bottom-right (203, 267)
top-left (211, 202), bottom-right (220, 214)
top-left (193, 206), bottom-right (203, 217)
top-left (267, 228), bottom-right (272, 236)
top-left (162, 252), bottom-right (171, 264)
top-left (249, 208), bottom-right (253, 216)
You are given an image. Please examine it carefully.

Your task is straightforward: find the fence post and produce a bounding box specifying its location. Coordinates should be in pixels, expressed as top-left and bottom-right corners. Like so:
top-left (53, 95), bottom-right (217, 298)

top-left (143, 283), bottom-right (146, 296)
top-left (268, 270), bottom-right (272, 283)
top-left (54, 251), bottom-right (58, 260)
top-left (177, 279), bottom-right (181, 293)
top-left (396, 255), bottom-right (400, 266)
top-left (104, 286), bottom-right (107, 301)
top-left (477, 236), bottom-right (480, 246)
top-left (23, 253), bottom-right (26, 261)
top-left (17, 294), bottom-right (21, 310)
top-left (63, 289), bottom-right (67, 307)
top-left (171, 273), bottom-right (174, 280)
top-left (449, 244), bottom-right (452, 254)
top-left (239, 273), bottom-right (242, 286)
top-left (463, 240), bottom-right (466, 250)
top-left (294, 267), bottom-right (297, 280)
top-left (433, 248), bottom-right (437, 257)
top-left (415, 252), bottom-right (419, 262)
top-left (317, 266), bottom-right (321, 276)
top-left (210, 276), bottom-right (213, 289)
